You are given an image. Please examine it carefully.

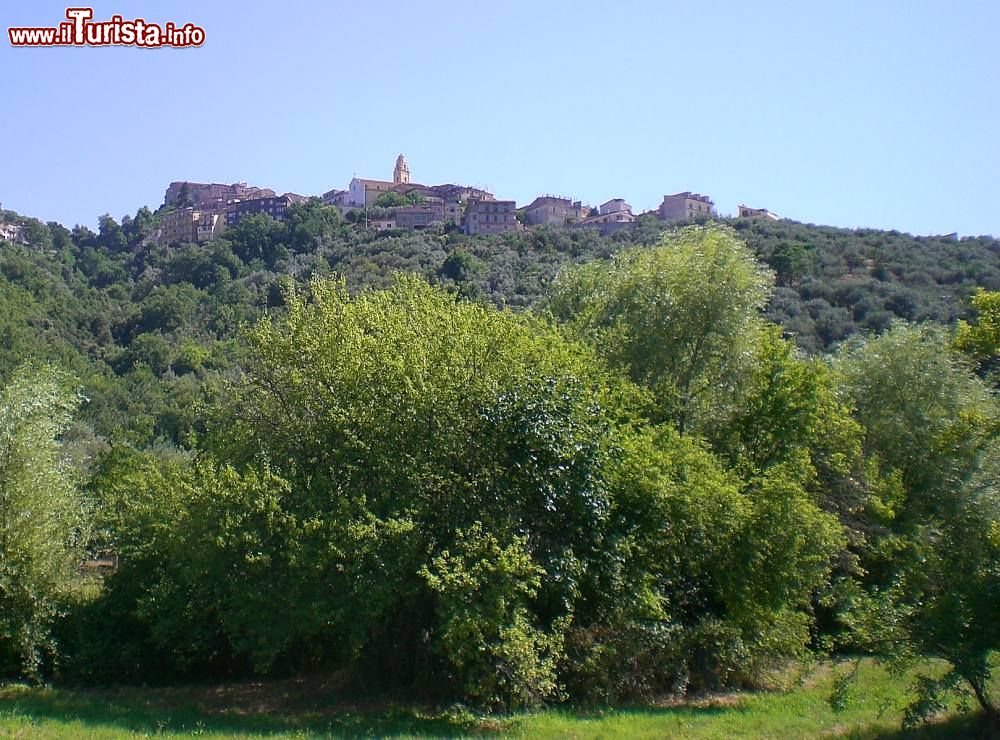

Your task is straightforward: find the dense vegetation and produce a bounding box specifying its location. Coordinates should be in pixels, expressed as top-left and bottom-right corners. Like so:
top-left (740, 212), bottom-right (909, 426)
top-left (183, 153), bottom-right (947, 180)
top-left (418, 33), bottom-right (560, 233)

top-left (1, 203), bottom-right (998, 728)
top-left (1, 202), bottom-right (998, 447)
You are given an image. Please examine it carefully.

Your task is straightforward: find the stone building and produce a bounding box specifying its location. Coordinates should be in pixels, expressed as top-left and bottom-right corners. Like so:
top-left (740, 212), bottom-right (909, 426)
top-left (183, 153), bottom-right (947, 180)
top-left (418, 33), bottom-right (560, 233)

top-left (336, 156), bottom-right (495, 211)
top-left (196, 210), bottom-right (228, 241)
top-left (345, 177), bottom-right (396, 208)
top-left (465, 199), bottom-right (519, 235)
top-left (578, 198), bottom-right (635, 235)
top-left (0, 220), bottom-right (26, 244)
top-left (522, 196), bottom-right (587, 226)
top-left (658, 192), bottom-right (716, 221)
top-left (394, 201), bottom-right (461, 229)
top-left (322, 188), bottom-right (347, 206)
top-left (156, 206), bottom-right (230, 246)
top-left (158, 207), bottom-right (199, 246)
top-left (225, 193), bottom-right (308, 227)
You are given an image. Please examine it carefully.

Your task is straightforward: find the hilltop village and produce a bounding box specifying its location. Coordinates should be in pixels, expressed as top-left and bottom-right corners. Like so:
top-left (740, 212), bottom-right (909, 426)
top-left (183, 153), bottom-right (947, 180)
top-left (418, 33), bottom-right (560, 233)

top-left (147, 155), bottom-right (780, 249)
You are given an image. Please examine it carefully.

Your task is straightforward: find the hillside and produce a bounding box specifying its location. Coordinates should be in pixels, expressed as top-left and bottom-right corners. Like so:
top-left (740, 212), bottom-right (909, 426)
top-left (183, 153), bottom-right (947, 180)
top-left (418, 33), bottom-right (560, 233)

top-left (1, 202), bottom-right (998, 446)
top-left (3, 212), bottom-right (999, 727)
top-left (731, 218), bottom-right (1000, 353)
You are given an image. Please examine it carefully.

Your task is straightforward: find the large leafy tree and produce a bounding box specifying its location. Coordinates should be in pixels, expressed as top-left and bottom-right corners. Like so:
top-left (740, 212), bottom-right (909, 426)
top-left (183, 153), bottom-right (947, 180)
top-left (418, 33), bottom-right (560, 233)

top-left (544, 225), bottom-right (863, 517)
top-left (0, 367), bottom-right (88, 678)
top-left (544, 224), bottom-right (773, 433)
top-left (599, 425), bottom-right (844, 697)
top-left (837, 325), bottom-right (995, 530)
top-left (835, 325), bottom-right (1000, 724)
top-left (542, 227), bottom-right (849, 698)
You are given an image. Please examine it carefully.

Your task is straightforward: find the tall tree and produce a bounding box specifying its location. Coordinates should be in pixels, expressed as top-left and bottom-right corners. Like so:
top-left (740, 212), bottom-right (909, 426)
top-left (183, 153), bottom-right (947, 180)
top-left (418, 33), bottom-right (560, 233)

top-left (544, 224), bottom-right (773, 433)
top-left (835, 325), bottom-right (1000, 725)
top-left (0, 366), bottom-right (88, 678)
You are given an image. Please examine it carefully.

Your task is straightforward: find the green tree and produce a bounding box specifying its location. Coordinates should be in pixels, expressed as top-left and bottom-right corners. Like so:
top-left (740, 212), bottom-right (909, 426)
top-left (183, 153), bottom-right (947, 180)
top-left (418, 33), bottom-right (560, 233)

top-left (283, 199), bottom-right (341, 253)
top-left (0, 366), bottom-right (88, 678)
top-left (126, 206), bottom-right (155, 244)
top-left (64, 447), bottom-right (222, 683)
top-left (421, 523), bottom-right (566, 708)
top-left (697, 324), bottom-right (865, 520)
top-left (374, 191), bottom-right (407, 208)
top-left (123, 332), bottom-right (172, 376)
top-left (954, 288), bottom-right (1000, 379)
top-left (438, 247), bottom-right (483, 283)
top-left (835, 325), bottom-right (1000, 725)
top-left (604, 426), bottom-right (844, 693)
top-left (544, 224), bottom-right (773, 433)
top-left (770, 241), bottom-right (812, 286)
top-left (836, 324), bottom-right (995, 529)
top-left (222, 214), bottom-right (288, 266)
top-left (97, 214), bottom-right (128, 254)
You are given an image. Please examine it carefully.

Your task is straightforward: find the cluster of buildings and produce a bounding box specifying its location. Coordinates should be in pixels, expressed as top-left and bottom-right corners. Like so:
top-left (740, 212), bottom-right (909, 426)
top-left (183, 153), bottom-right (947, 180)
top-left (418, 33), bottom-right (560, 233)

top-left (154, 181), bottom-right (310, 247)
top-left (147, 156), bottom-right (781, 247)
top-left (322, 155), bottom-right (502, 234)
top-left (0, 163), bottom-right (783, 252)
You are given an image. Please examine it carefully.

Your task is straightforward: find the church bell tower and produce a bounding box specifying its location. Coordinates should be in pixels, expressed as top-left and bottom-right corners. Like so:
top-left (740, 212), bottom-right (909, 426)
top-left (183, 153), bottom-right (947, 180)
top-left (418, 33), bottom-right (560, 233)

top-left (393, 154), bottom-right (410, 184)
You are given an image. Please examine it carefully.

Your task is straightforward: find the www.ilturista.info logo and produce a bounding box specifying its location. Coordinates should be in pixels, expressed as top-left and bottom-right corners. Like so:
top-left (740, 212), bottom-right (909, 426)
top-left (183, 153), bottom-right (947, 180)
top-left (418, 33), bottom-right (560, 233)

top-left (8, 7), bottom-right (205, 48)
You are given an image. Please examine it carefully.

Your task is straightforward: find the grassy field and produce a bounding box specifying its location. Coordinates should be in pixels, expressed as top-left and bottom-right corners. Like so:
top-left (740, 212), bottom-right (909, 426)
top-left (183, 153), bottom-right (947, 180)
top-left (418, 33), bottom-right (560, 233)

top-left (0, 659), bottom-right (994, 738)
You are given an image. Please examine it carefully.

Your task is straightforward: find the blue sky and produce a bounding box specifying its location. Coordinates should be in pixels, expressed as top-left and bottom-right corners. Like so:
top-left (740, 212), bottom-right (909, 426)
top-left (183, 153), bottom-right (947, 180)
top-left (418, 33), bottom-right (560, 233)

top-left (3, 0), bottom-right (998, 236)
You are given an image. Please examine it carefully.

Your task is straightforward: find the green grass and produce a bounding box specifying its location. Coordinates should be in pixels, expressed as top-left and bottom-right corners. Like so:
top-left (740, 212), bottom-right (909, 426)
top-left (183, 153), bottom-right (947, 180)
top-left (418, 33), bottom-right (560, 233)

top-left (0, 660), bottom-right (995, 738)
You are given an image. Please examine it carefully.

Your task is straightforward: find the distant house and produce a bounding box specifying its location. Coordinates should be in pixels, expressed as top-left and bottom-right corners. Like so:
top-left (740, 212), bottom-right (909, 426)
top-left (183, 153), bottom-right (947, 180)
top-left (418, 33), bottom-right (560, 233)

top-left (465, 199), bottom-right (519, 235)
top-left (0, 220), bottom-right (26, 244)
top-left (156, 206), bottom-right (232, 247)
top-left (322, 188), bottom-right (347, 206)
top-left (523, 196), bottom-right (587, 226)
top-left (343, 175), bottom-right (464, 229)
top-left (226, 193), bottom-right (308, 227)
top-left (439, 199), bottom-right (463, 225)
top-left (158, 207), bottom-right (198, 246)
top-left (599, 198), bottom-right (631, 216)
top-left (428, 184), bottom-right (493, 202)
top-left (658, 192), bottom-right (716, 221)
top-left (737, 204), bottom-right (780, 220)
top-left (196, 210), bottom-right (227, 241)
top-left (394, 203), bottom-right (459, 229)
top-left (370, 216), bottom-right (396, 231)
top-left (578, 198), bottom-right (635, 235)
top-left (391, 183), bottom-right (441, 201)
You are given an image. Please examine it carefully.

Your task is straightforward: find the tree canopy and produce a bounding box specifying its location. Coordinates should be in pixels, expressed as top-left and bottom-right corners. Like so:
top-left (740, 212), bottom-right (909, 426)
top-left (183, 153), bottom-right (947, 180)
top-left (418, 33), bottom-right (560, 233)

top-left (0, 366), bottom-right (88, 678)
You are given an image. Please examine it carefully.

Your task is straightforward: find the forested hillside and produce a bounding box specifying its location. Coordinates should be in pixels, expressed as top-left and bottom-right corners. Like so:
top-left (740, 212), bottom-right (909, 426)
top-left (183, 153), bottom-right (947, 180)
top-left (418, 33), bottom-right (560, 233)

top-left (1, 206), bottom-right (999, 728)
top-left (2, 202), bottom-right (998, 447)
top-left (731, 218), bottom-right (1000, 352)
